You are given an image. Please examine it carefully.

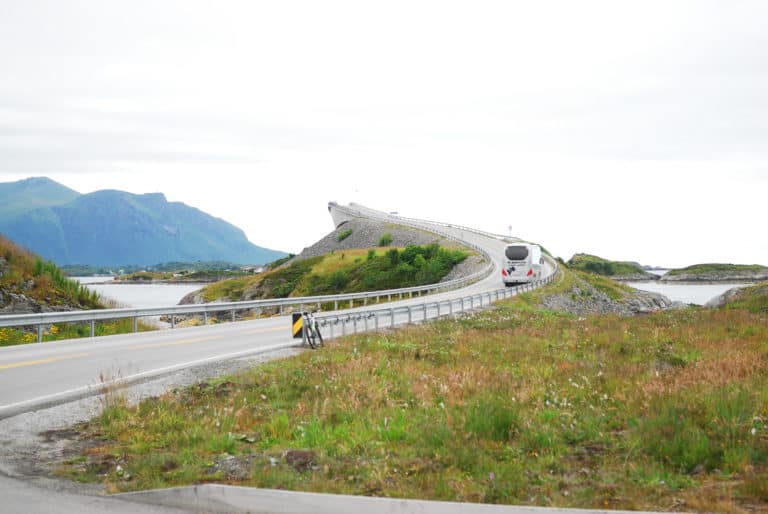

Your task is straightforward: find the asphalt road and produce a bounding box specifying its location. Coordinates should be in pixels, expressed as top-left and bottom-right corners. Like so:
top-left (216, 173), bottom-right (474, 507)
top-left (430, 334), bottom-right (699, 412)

top-left (0, 204), bottom-right (554, 513)
top-left (0, 210), bottom-right (529, 419)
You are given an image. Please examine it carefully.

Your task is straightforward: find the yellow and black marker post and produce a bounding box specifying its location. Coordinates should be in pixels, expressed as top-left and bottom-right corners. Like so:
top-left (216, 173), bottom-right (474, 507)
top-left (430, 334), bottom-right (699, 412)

top-left (292, 313), bottom-right (304, 341)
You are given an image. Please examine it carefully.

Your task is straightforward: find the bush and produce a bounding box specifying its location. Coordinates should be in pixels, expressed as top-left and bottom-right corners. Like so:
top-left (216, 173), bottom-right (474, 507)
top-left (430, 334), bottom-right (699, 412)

top-left (336, 229), bottom-right (353, 242)
top-left (378, 233), bottom-right (393, 246)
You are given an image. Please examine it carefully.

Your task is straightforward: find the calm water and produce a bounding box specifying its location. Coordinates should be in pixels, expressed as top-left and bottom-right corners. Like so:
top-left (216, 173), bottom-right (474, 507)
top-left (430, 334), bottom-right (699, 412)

top-left (75, 275), bottom-right (748, 308)
top-left (627, 276), bottom-right (751, 305)
top-left (74, 277), bottom-right (204, 308)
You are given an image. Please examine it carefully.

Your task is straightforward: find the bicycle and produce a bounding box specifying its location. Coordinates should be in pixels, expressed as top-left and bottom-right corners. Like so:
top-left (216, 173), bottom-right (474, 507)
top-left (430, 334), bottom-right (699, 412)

top-left (302, 311), bottom-right (324, 349)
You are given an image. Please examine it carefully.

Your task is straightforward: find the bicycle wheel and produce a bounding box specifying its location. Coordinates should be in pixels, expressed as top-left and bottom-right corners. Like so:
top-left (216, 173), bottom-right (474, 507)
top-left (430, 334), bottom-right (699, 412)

top-left (313, 321), bottom-right (324, 347)
top-left (304, 324), bottom-right (316, 349)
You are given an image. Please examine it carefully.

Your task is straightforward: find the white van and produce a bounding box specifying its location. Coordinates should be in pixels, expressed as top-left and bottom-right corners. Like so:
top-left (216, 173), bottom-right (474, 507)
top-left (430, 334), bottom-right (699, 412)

top-left (501, 243), bottom-right (543, 285)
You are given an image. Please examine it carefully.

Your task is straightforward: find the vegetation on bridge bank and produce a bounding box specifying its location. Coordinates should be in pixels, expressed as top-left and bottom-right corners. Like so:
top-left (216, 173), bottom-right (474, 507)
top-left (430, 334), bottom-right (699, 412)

top-left (193, 244), bottom-right (468, 303)
top-left (61, 269), bottom-right (768, 512)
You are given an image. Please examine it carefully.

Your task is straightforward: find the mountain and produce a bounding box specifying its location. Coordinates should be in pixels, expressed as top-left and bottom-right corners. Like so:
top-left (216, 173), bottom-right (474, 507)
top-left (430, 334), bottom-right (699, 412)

top-left (0, 176), bottom-right (80, 219)
top-left (0, 178), bottom-right (287, 266)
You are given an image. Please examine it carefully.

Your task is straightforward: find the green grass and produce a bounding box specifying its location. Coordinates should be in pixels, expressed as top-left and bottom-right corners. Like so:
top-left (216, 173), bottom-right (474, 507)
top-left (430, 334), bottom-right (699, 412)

top-left (567, 253), bottom-right (647, 277)
top-left (720, 281), bottom-right (768, 313)
top-left (336, 228), bottom-right (353, 242)
top-left (667, 263), bottom-right (768, 276)
top-left (63, 279), bottom-right (768, 511)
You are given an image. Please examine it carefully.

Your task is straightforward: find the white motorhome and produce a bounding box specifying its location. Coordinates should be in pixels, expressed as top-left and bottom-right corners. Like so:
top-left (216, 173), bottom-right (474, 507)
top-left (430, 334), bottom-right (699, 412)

top-left (501, 243), bottom-right (543, 285)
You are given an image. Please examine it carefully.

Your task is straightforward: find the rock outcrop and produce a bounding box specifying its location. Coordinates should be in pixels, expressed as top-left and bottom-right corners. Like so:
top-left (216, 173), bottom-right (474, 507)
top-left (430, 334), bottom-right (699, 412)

top-left (611, 272), bottom-right (660, 282)
top-left (0, 290), bottom-right (43, 314)
top-left (539, 273), bottom-right (676, 316)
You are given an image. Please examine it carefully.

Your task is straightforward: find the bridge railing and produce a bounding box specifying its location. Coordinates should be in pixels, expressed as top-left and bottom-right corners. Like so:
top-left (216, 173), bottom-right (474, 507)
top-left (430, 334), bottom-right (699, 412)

top-left (0, 207), bottom-right (498, 341)
top-left (0, 204), bottom-right (558, 343)
top-left (315, 264), bottom-right (559, 338)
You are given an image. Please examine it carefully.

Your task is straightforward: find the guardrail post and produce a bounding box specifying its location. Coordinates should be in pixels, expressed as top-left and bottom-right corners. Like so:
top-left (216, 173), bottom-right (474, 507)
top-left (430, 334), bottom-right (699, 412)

top-left (364, 297), bottom-right (367, 306)
top-left (470, 296), bottom-right (474, 309)
top-left (90, 320), bottom-right (95, 337)
top-left (461, 297), bottom-right (465, 312)
top-left (408, 306), bottom-right (412, 324)
top-left (437, 302), bottom-right (441, 317)
top-left (133, 317), bottom-right (138, 333)
top-left (374, 314), bottom-right (379, 330)
top-left (231, 310), bottom-right (236, 322)
top-left (329, 321), bottom-right (334, 339)
top-left (279, 304), bottom-right (283, 315)
top-left (353, 316), bottom-right (358, 333)
top-left (203, 312), bottom-right (208, 325)
top-left (364, 315), bottom-right (368, 331)
top-left (449, 299), bottom-right (453, 315)
top-left (390, 308), bottom-right (395, 328)
top-left (172, 315), bottom-right (176, 329)
top-left (342, 318), bottom-right (346, 336)
top-left (37, 324), bottom-right (43, 343)
top-left (423, 303), bottom-right (427, 321)
top-left (350, 299), bottom-right (354, 309)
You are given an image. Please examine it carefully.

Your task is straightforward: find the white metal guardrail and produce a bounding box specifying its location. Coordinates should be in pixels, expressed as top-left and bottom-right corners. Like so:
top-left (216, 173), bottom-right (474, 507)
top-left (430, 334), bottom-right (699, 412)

top-left (0, 204), bottom-right (499, 342)
top-left (315, 269), bottom-right (558, 339)
top-left (0, 203), bottom-right (559, 343)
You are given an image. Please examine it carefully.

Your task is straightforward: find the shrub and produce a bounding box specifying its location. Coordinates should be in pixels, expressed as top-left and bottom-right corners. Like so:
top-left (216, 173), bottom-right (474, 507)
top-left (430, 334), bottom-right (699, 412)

top-left (378, 233), bottom-right (393, 246)
top-left (336, 229), bottom-right (353, 242)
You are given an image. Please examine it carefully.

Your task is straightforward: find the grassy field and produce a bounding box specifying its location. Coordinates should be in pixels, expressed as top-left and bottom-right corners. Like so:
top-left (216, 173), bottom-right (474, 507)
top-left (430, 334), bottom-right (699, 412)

top-left (61, 272), bottom-right (768, 512)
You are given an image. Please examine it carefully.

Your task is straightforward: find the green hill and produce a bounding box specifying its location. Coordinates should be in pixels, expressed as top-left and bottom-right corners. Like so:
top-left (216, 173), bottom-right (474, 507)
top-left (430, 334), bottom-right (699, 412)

top-left (567, 253), bottom-right (655, 279)
top-left (0, 177), bottom-right (287, 266)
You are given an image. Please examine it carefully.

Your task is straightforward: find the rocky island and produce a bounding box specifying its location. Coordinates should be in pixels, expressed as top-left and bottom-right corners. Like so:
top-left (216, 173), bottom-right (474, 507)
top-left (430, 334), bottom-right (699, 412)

top-left (567, 253), bottom-right (659, 281)
top-left (662, 263), bottom-right (768, 283)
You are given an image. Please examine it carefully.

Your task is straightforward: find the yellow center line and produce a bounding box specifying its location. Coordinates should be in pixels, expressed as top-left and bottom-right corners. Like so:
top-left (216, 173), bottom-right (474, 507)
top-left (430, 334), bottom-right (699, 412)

top-left (242, 326), bottom-right (286, 335)
top-left (0, 352), bottom-right (91, 370)
top-left (130, 336), bottom-right (224, 350)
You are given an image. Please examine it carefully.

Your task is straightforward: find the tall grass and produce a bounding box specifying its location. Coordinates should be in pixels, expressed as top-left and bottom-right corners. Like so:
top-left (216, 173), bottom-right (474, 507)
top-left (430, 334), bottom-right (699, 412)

top-left (61, 291), bottom-right (768, 512)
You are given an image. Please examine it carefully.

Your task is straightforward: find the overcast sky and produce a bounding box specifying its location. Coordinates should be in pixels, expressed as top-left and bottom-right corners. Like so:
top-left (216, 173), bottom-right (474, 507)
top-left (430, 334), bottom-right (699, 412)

top-left (1, 1), bottom-right (767, 268)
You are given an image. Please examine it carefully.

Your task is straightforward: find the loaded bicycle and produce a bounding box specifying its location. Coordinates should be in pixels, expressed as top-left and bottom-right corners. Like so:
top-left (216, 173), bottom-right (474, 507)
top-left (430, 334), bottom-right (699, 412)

top-left (302, 311), bottom-right (324, 349)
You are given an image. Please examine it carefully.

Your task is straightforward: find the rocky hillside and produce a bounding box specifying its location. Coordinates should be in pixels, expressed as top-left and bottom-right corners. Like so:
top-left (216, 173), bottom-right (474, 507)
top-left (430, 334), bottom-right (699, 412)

top-left (294, 218), bottom-right (485, 283)
top-left (0, 234), bottom-right (102, 314)
top-left (180, 220), bottom-right (486, 306)
top-left (662, 263), bottom-right (768, 282)
top-left (0, 177), bottom-right (286, 266)
top-left (527, 267), bottom-right (674, 316)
